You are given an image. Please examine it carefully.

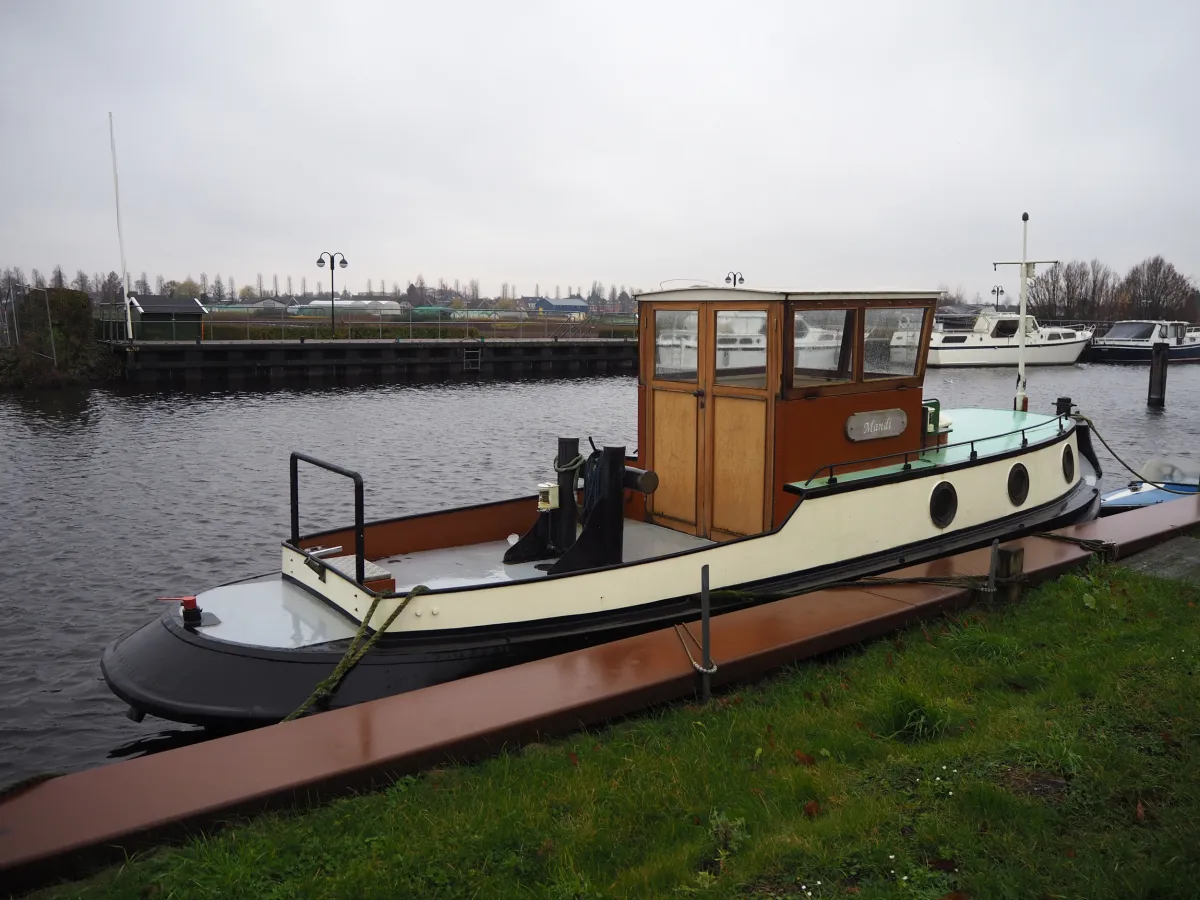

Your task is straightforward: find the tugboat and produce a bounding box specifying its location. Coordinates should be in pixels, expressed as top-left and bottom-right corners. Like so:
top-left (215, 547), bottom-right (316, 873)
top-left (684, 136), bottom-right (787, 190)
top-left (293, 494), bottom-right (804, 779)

top-left (102, 285), bottom-right (1102, 729)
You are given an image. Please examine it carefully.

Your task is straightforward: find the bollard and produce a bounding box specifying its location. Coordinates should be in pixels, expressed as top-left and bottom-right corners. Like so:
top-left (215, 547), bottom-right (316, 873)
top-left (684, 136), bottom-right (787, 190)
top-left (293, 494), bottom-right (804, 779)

top-left (996, 546), bottom-right (1024, 605)
top-left (700, 564), bottom-right (712, 703)
top-left (1148, 342), bottom-right (1168, 408)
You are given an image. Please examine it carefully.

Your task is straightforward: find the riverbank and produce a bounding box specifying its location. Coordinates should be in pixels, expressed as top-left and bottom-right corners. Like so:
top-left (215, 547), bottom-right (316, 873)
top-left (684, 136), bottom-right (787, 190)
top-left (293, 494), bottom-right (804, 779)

top-left (32, 558), bottom-right (1200, 899)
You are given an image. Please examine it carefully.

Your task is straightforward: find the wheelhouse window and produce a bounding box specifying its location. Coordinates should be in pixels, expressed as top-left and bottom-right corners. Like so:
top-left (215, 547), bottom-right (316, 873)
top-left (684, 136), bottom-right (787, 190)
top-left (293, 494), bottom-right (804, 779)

top-left (1103, 322), bottom-right (1156, 340)
top-left (654, 309), bottom-right (698, 381)
top-left (714, 310), bottom-right (767, 388)
top-left (792, 309), bottom-right (853, 386)
top-left (863, 307), bottom-right (927, 379)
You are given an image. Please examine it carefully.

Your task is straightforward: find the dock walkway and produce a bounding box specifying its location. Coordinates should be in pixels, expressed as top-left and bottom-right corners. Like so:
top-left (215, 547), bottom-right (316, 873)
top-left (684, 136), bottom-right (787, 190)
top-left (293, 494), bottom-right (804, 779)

top-left (3, 498), bottom-right (1198, 893)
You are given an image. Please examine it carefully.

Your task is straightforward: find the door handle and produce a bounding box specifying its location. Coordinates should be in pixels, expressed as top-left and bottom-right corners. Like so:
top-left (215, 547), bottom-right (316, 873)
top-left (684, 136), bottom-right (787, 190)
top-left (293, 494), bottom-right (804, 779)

top-left (691, 389), bottom-right (705, 397)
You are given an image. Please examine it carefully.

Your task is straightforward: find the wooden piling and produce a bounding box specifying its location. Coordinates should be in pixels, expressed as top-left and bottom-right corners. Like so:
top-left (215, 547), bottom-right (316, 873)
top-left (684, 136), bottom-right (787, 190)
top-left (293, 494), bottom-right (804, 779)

top-left (1148, 341), bottom-right (1168, 408)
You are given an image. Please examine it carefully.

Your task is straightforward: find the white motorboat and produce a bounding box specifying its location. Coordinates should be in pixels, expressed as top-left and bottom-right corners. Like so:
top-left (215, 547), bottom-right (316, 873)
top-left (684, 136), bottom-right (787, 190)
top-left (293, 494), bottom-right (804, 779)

top-left (894, 309), bottom-right (1093, 367)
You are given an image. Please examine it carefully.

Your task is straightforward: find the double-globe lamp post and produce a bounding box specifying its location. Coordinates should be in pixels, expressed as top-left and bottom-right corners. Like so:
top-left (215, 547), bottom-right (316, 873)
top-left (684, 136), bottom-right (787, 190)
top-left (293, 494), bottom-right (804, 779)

top-left (316, 252), bottom-right (348, 337)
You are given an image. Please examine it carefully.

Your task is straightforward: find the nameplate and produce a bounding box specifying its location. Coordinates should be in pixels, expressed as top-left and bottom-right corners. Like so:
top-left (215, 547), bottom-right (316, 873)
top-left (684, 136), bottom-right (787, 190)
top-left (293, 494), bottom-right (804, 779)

top-left (846, 409), bottom-right (908, 441)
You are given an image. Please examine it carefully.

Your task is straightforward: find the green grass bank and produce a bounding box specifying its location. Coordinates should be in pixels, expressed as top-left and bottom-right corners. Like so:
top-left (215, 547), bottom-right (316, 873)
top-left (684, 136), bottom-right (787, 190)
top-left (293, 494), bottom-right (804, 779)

top-left (35, 559), bottom-right (1200, 899)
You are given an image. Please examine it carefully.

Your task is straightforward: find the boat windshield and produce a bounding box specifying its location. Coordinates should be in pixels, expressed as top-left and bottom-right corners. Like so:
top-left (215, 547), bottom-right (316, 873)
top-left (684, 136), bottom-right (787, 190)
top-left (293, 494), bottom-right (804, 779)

top-left (1139, 457), bottom-right (1200, 486)
top-left (1104, 322), bottom-right (1158, 340)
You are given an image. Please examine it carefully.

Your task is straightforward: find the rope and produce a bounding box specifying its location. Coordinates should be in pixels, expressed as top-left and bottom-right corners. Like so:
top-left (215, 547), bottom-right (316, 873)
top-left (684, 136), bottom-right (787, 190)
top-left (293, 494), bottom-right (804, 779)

top-left (580, 452), bottom-right (605, 525)
top-left (282, 583), bottom-right (429, 722)
top-left (1075, 414), bottom-right (1199, 496)
top-left (1031, 531), bottom-right (1118, 561)
top-left (673, 623), bottom-right (717, 675)
top-left (553, 454), bottom-right (584, 473)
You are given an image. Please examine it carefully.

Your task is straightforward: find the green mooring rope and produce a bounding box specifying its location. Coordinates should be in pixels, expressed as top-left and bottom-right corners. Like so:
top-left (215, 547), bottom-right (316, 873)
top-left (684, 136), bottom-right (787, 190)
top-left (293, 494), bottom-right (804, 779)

top-left (283, 583), bottom-right (430, 722)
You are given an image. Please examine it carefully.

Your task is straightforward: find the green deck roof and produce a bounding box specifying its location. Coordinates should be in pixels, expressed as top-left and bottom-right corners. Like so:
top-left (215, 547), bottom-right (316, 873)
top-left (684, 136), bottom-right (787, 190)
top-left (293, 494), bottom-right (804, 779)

top-left (789, 408), bottom-right (1067, 492)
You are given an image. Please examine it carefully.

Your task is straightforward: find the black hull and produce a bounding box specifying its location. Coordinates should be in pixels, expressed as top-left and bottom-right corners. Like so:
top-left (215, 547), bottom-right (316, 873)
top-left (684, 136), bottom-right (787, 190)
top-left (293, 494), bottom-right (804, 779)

top-left (102, 477), bottom-right (1100, 729)
top-left (1086, 344), bottom-right (1200, 364)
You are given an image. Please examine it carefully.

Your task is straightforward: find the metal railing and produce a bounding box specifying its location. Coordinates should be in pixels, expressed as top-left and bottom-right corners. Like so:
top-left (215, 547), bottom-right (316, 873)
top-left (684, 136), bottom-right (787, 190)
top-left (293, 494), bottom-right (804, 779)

top-left (289, 451), bottom-right (365, 585)
top-left (804, 411), bottom-right (1069, 487)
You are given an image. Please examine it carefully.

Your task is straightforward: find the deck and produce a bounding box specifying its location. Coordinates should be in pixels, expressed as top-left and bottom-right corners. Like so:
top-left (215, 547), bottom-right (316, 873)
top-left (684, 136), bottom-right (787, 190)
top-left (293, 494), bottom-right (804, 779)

top-left (792, 408), bottom-right (1065, 490)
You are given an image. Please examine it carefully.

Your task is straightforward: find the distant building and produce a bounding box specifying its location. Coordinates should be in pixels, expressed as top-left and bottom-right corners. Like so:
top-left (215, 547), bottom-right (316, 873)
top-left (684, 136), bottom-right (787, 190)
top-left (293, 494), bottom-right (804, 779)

top-left (528, 296), bottom-right (589, 317)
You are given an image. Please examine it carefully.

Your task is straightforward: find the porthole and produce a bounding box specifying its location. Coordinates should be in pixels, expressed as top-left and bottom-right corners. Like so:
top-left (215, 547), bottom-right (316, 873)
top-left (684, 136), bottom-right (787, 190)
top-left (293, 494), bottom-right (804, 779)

top-left (1062, 445), bottom-right (1075, 482)
top-left (929, 481), bottom-right (958, 529)
top-left (1007, 463), bottom-right (1030, 506)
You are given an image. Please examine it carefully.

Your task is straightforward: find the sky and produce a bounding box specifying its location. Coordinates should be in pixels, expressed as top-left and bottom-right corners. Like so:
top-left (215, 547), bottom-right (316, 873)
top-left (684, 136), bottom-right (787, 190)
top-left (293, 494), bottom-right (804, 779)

top-left (1, 0), bottom-right (1197, 301)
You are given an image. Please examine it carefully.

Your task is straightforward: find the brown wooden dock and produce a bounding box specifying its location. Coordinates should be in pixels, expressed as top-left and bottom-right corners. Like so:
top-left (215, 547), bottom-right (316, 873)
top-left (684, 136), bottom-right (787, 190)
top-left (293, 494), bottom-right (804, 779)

top-left (2, 498), bottom-right (1198, 894)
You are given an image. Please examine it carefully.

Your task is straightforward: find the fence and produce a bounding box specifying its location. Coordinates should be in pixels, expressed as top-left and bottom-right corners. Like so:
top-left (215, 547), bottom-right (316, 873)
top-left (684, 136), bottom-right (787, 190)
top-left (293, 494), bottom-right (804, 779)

top-left (95, 304), bottom-right (638, 343)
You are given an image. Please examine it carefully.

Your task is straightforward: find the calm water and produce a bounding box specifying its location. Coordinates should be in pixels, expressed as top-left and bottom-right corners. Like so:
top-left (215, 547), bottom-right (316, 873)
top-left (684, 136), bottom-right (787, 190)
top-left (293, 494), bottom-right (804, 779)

top-left (2, 365), bottom-right (1198, 786)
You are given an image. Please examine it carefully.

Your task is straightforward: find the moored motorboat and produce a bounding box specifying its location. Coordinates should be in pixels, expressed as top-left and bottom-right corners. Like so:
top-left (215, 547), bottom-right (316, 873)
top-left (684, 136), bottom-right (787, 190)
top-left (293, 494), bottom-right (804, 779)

top-left (895, 308), bottom-right (1093, 368)
top-left (102, 286), bottom-right (1103, 729)
top-left (1087, 320), bottom-right (1200, 364)
top-left (1099, 457), bottom-right (1200, 516)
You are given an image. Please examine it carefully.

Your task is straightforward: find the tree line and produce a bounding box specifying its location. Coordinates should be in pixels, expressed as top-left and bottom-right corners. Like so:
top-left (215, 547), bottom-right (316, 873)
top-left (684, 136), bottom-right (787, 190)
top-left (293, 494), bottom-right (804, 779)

top-left (940, 255), bottom-right (1196, 321)
top-left (0, 266), bottom-right (639, 313)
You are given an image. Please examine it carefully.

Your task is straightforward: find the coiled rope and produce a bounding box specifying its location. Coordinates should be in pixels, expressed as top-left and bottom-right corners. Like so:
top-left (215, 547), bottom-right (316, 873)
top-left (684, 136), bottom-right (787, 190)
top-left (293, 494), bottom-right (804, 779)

top-left (1076, 414), bottom-right (1199, 496)
top-left (283, 583), bottom-right (429, 722)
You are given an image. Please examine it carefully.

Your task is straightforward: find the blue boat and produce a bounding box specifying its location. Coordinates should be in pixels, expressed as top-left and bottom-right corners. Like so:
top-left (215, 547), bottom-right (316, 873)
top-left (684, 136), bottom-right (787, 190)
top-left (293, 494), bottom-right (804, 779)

top-left (1100, 457), bottom-right (1200, 516)
top-left (1088, 320), bottom-right (1200, 364)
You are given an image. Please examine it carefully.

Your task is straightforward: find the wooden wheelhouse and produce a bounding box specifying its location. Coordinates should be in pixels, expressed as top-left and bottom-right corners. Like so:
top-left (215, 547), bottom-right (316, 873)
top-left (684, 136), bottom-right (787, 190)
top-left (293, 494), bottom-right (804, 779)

top-left (631, 288), bottom-right (939, 538)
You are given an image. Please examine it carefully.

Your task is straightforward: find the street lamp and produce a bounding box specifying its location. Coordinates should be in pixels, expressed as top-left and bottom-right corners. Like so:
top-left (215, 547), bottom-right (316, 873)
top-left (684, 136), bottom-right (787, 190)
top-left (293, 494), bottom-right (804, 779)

top-left (316, 251), bottom-right (348, 337)
top-left (991, 285), bottom-right (1005, 308)
top-left (725, 271), bottom-right (744, 287)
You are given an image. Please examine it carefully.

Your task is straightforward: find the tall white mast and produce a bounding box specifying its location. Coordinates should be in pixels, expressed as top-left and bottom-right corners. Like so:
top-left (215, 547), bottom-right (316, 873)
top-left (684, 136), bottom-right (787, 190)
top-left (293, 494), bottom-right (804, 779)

top-left (992, 212), bottom-right (1058, 412)
top-left (109, 112), bottom-right (133, 341)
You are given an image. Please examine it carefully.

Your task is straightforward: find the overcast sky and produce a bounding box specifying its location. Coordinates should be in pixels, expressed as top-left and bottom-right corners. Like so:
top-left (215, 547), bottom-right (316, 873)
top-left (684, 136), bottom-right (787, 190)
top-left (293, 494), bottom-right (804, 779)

top-left (1, 0), bottom-right (1196, 300)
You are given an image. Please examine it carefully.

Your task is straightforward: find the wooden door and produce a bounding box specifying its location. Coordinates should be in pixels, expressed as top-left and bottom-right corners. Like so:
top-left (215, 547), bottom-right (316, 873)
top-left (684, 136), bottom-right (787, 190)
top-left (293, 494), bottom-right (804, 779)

top-left (703, 304), bottom-right (775, 539)
top-left (646, 304), bottom-right (704, 531)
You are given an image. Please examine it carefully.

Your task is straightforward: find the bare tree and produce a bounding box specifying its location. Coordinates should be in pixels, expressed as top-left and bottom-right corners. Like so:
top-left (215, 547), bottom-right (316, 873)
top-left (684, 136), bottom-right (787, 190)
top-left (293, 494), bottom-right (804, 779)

top-left (1084, 260), bottom-right (1116, 320)
top-left (256, 273), bottom-right (265, 297)
top-left (366, 278), bottom-right (373, 294)
top-left (271, 274), bottom-right (279, 297)
top-left (155, 274), bottom-right (165, 293)
top-left (135, 272), bottom-right (149, 294)
top-left (501, 282), bottom-right (510, 301)
top-left (229, 276), bottom-right (237, 299)
top-left (555, 285), bottom-right (561, 299)
top-left (286, 275), bottom-right (293, 296)
top-left (391, 281), bottom-right (400, 296)
top-left (198, 273), bottom-right (207, 297)
top-left (213, 274), bottom-right (225, 301)
top-left (535, 283), bottom-right (540, 298)
top-left (51, 266), bottom-right (65, 289)
top-left (31, 268), bottom-right (46, 288)
top-left (453, 278), bottom-right (460, 295)
top-left (1116, 256), bottom-right (1195, 319)
top-left (72, 270), bottom-right (91, 292)
top-left (469, 279), bottom-right (480, 302)
top-left (301, 276), bottom-right (308, 295)
top-left (415, 274), bottom-right (427, 303)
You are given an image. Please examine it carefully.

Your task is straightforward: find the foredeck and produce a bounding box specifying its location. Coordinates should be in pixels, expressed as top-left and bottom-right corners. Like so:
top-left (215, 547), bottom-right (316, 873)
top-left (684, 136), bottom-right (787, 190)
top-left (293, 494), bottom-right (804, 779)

top-left (789, 408), bottom-right (1067, 492)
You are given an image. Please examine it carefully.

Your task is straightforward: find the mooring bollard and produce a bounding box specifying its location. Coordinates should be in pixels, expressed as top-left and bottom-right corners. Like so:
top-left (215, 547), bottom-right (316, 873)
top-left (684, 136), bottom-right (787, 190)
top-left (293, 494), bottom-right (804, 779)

top-left (701, 564), bottom-right (712, 703)
top-left (996, 546), bottom-right (1024, 605)
top-left (1148, 341), bottom-right (1168, 408)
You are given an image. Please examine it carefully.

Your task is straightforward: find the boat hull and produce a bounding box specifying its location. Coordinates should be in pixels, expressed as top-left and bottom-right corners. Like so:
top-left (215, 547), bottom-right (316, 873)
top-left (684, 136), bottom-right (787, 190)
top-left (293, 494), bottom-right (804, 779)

top-left (1086, 343), bottom-right (1200, 364)
top-left (1099, 482), bottom-right (1200, 515)
top-left (927, 337), bottom-right (1090, 367)
top-left (102, 475), bottom-right (1100, 729)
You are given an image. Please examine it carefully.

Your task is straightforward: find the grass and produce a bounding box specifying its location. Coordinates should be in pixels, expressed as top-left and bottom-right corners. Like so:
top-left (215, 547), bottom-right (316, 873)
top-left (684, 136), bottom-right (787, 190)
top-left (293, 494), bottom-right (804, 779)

top-left (35, 562), bottom-right (1200, 899)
